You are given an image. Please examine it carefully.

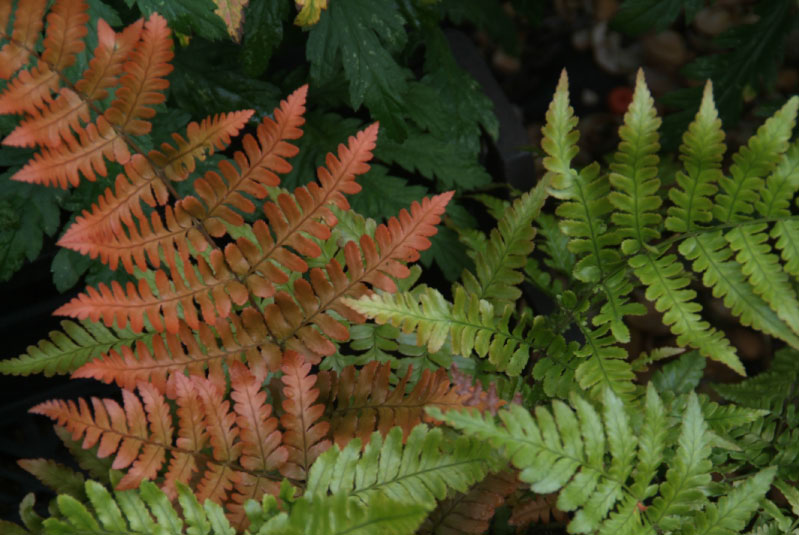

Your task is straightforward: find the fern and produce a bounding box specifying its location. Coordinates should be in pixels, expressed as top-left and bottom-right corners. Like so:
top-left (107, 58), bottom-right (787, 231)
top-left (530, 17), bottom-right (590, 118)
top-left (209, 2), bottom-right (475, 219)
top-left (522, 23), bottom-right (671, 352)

top-left (14, 476), bottom-right (428, 535)
top-left (0, 319), bottom-right (147, 377)
top-left (5, 2), bottom-right (799, 533)
top-left (305, 424), bottom-right (500, 508)
top-left (430, 384), bottom-right (777, 534)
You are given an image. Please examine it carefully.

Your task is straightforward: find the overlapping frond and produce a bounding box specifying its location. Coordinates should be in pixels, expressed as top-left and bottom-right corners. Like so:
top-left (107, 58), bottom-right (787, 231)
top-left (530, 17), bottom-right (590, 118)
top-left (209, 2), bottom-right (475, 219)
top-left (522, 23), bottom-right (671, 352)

top-left (0, 0), bottom-right (87, 116)
top-left (71, 314), bottom-right (274, 392)
top-left (52, 121), bottom-right (414, 347)
top-left (31, 364), bottom-right (295, 526)
top-left (3, 19), bottom-right (143, 148)
top-left (8, 12), bottom-right (172, 189)
top-left (317, 361), bottom-right (480, 446)
top-left (345, 285), bottom-right (535, 375)
top-left (0, 319), bottom-right (147, 377)
top-left (461, 175), bottom-right (549, 310)
top-left (279, 350), bottom-right (331, 481)
top-left (306, 424), bottom-right (498, 509)
top-left (37, 480), bottom-right (236, 535)
top-left (430, 384), bottom-right (776, 535)
top-left (420, 471), bottom-right (519, 534)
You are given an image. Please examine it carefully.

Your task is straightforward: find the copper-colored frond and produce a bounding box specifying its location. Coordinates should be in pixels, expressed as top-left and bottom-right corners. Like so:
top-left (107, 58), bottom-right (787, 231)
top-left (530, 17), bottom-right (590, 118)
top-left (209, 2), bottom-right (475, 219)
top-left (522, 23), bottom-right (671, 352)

top-left (41, 0), bottom-right (88, 71)
top-left (319, 362), bottom-right (468, 447)
top-left (0, 0), bottom-right (87, 114)
top-left (279, 350), bottom-right (331, 480)
top-left (197, 85), bottom-right (308, 236)
top-left (0, 0), bottom-right (47, 79)
top-left (59, 110), bottom-right (255, 269)
top-left (54, 248), bottom-right (253, 335)
top-left (104, 12), bottom-right (173, 136)
top-left (11, 116), bottom-right (130, 187)
top-left (420, 471), bottom-right (519, 535)
top-left (4, 19), bottom-right (142, 148)
top-left (29, 387), bottom-right (171, 491)
top-left (150, 110), bottom-right (255, 182)
top-left (72, 315), bottom-right (275, 393)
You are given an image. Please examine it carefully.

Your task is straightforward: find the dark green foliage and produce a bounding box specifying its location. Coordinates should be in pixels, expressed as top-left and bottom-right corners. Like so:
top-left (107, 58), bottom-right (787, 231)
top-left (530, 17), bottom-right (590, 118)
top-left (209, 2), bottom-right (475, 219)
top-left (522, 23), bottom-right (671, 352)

top-left (612, 0), bottom-right (704, 35)
top-left (615, 0), bottom-right (798, 148)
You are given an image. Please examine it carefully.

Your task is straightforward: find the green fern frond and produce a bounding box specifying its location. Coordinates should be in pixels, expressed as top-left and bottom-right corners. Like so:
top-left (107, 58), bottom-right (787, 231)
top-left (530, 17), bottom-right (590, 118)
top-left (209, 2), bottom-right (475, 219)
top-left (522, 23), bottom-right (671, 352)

top-left (713, 96), bottom-right (798, 224)
top-left (430, 384), bottom-right (776, 535)
top-left (666, 81), bottom-right (725, 234)
top-left (461, 176), bottom-right (549, 310)
top-left (343, 285), bottom-right (535, 375)
top-left (630, 251), bottom-right (744, 375)
top-left (683, 467), bottom-right (776, 535)
top-left (679, 232), bottom-right (799, 348)
top-left (609, 69), bottom-right (663, 255)
top-left (306, 424), bottom-right (498, 508)
top-left (574, 324), bottom-right (637, 402)
top-left (41, 480), bottom-right (234, 535)
top-left (0, 320), bottom-right (149, 377)
top-left (647, 392), bottom-right (713, 529)
top-left (541, 69), bottom-right (580, 179)
top-left (725, 222), bottom-right (799, 336)
top-left (547, 154), bottom-right (643, 342)
top-left (267, 492), bottom-right (428, 535)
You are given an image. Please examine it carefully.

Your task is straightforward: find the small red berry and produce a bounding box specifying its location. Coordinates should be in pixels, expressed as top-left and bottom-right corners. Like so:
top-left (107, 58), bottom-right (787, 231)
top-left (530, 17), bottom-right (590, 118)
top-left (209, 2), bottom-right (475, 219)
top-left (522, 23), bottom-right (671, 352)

top-left (608, 86), bottom-right (635, 115)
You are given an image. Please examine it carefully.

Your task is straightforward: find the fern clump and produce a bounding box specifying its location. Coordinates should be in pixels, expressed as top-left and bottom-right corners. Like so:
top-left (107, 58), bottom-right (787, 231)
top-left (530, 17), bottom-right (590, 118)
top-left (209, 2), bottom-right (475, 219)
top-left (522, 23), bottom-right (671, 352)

top-left (3, 1), bottom-right (799, 534)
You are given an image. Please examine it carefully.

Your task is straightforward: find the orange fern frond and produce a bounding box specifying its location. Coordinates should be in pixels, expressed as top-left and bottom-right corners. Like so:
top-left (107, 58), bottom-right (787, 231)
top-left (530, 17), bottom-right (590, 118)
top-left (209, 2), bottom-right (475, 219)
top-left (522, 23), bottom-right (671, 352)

top-left (55, 111), bottom-right (378, 337)
top-left (0, 0), bottom-right (87, 115)
top-left (30, 385), bottom-right (170, 490)
top-left (262, 191), bottom-right (453, 363)
top-left (508, 492), bottom-right (567, 529)
top-left (150, 110), bottom-right (256, 182)
top-left (217, 122), bottom-right (377, 294)
top-left (72, 321), bottom-right (223, 392)
top-left (279, 351), bottom-right (331, 480)
top-left (195, 84), bottom-right (307, 232)
top-left (192, 374), bottom-right (241, 504)
top-left (161, 372), bottom-right (207, 499)
top-left (9, 12), bottom-right (169, 188)
top-left (103, 12), bottom-right (172, 136)
top-left (31, 370), bottom-right (290, 508)
top-left (40, 0), bottom-right (89, 71)
top-left (0, 0), bottom-right (47, 79)
top-left (3, 19), bottom-right (142, 148)
top-left (11, 114), bottom-right (131, 187)
top-left (420, 471), bottom-right (519, 535)
top-left (227, 360), bottom-right (286, 527)
top-left (317, 361), bottom-right (470, 447)
top-left (54, 247), bottom-right (252, 334)
top-left (58, 110), bottom-right (255, 270)
top-left (57, 87), bottom-right (305, 273)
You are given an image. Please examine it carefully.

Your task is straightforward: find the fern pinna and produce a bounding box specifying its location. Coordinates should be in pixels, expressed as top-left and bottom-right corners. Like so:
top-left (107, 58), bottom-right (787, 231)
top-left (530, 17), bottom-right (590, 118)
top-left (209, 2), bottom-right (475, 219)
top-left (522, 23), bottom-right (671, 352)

top-left (0, 0), bottom-right (500, 529)
top-left (348, 68), bottom-right (799, 404)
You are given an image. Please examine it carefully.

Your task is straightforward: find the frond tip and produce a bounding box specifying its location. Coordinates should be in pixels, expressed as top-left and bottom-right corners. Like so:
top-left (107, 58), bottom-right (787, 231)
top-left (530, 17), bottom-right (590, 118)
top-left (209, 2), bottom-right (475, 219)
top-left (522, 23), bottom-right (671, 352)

top-left (429, 384), bottom-right (776, 534)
